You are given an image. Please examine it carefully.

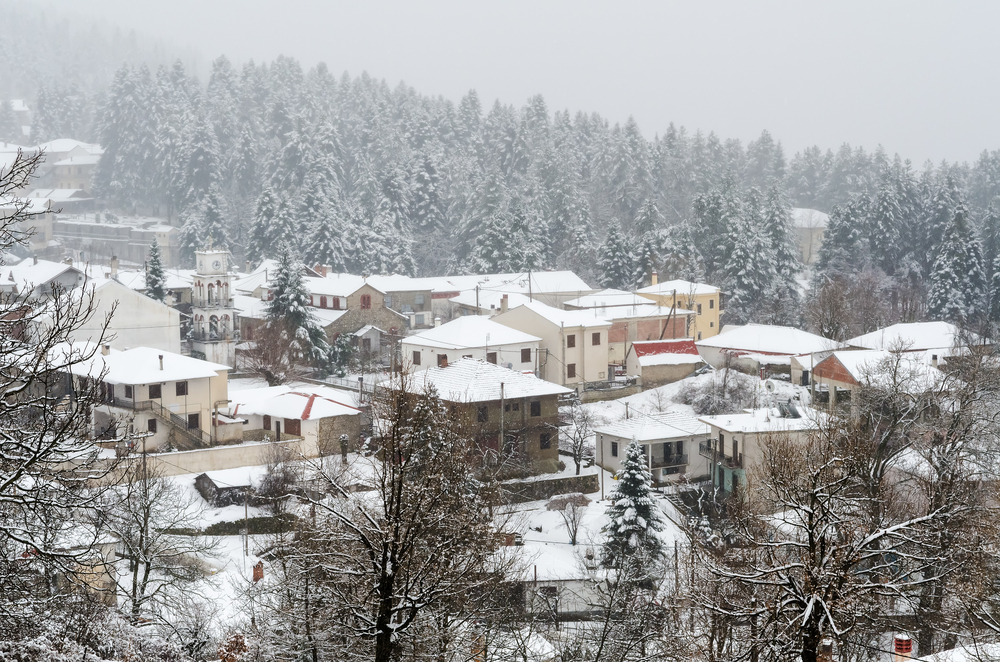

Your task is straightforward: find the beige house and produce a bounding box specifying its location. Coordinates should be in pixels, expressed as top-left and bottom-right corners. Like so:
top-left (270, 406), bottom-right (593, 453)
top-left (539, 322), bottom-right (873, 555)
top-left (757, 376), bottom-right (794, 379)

top-left (698, 406), bottom-right (823, 494)
top-left (228, 385), bottom-right (362, 456)
top-left (635, 278), bottom-right (723, 340)
top-left (493, 301), bottom-right (611, 388)
top-left (595, 412), bottom-right (711, 485)
top-left (401, 315), bottom-right (541, 372)
top-left (76, 346), bottom-right (232, 451)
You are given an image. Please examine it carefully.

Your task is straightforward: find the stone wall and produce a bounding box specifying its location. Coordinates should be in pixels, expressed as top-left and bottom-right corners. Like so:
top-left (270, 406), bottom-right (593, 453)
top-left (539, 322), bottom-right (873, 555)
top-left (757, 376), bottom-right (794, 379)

top-left (502, 472), bottom-right (600, 504)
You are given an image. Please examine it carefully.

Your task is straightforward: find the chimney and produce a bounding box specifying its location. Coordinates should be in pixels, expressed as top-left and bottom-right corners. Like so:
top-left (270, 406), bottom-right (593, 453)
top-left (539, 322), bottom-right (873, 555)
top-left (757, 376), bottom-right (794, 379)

top-left (931, 353), bottom-right (939, 369)
top-left (158, 354), bottom-right (164, 371)
top-left (501, 294), bottom-right (508, 313)
top-left (62, 256), bottom-right (73, 265)
top-left (110, 255), bottom-right (119, 279)
top-left (101, 343), bottom-right (110, 356)
top-left (651, 270), bottom-right (658, 286)
top-left (32, 255), bottom-right (38, 266)
top-left (818, 638), bottom-right (834, 662)
top-left (892, 634), bottom-right (912, 662)
top-left (434, 316), bottom-right (441, 328)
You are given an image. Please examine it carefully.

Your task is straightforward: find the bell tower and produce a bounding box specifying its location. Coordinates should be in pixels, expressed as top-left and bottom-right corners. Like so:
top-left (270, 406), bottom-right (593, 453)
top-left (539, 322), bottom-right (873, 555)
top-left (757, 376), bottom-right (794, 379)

top-left (190, 249), bottom-right (237, 366)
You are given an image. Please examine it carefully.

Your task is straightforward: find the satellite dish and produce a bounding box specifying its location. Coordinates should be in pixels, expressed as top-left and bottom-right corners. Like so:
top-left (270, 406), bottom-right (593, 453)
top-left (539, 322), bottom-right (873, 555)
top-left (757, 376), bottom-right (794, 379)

top-left (765, 380), bottom-right (776, 393)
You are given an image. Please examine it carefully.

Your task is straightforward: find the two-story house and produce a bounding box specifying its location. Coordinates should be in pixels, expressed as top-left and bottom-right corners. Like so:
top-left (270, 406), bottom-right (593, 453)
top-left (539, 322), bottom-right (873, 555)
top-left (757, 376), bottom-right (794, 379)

top-left (635, 278), bottom-right (723, 340)
top-left (395, 358), bottom-right (573, 473)
top-left (75, 346), bottom-right (232, 451)
top-left (595, 412), bottom-right (712, 485)
top-left (401, 315), bottom-right (541, 372)
top-left (493, 301), bottom-right (612, 389)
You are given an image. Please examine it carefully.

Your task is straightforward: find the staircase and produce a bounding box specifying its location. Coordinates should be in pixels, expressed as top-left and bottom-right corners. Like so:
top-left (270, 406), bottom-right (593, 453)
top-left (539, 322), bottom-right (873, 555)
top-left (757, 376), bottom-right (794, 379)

top-left (109, 398), bottom-right (211, 450)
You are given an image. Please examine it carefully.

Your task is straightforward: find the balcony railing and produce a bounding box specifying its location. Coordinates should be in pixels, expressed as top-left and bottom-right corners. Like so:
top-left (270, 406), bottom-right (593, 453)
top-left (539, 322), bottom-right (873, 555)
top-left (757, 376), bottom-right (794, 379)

top-left (189, 330), bottom-right (237, 342)
top-left (698, 441), bottom-right (714, 459)
top-left (698, 442), bottom-right (743, 469)
top-left (650, 454), bottom-right (688, 469)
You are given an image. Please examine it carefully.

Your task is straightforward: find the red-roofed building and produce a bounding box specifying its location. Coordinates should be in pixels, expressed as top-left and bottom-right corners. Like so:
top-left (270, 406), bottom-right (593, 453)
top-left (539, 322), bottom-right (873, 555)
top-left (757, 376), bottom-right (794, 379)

top-left (626, 339), bottom-right (706, 390)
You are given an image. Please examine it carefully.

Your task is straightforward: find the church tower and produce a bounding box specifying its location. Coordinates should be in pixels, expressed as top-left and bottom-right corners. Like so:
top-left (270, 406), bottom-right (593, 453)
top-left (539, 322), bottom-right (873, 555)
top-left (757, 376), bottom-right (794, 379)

top-left (190, 249), bottom-right (237, 366)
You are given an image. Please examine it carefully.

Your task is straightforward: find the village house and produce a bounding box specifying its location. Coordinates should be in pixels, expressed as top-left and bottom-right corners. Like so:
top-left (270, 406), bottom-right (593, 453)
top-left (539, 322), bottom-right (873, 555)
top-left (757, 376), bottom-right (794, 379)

top-left (635, 277), bottom-right (723, 340)
top-left (0, 256), bottom-right (85, 299)
top-left (602, 303), bottom-right (694, 368)
top-left (54, 215), bottom-right (181, 266)
top-left (595, 411), bottom-right (712, 485)
top-left (699, 404), bottom-right (823, 494)
top-left (695, 323), bottom-right (841, 374)
top-left (228, 385), bottom-right (362, 456)
top-left (811, 349), bottom-right (944, 410)
top-left (71, 346), bottom-right (232, 451)
top-left (846, 321), bottom-right (983, 354)
top-left (394, 358), bottom-right (572, 474)
top-left (493, 301), bottom-right (612, 388)
top-left (71, 277), bottom-right (181, 354)
top-left (401, 314), bottom-right (541, 372)
top-left (625, 338), bottom-right (707, 389)
top-left (426, 270), bottom-right (594, 320)
top-left (791, 208), bottom-right (829, 265)
top-left (449, 289), bottom-right (532, 318)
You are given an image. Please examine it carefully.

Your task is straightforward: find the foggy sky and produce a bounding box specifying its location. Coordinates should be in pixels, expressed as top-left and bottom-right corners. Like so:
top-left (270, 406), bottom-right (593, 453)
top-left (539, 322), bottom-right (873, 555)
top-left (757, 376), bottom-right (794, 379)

top-left (43, 0), bottom-right (1000, 165)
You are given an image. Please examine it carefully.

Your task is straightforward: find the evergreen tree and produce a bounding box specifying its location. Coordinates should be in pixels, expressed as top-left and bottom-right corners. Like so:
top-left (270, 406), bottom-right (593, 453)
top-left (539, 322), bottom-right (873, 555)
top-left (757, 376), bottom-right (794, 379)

top-left (722, 190), bottom-right (777, 324)
top-left (598, 221), bottom-right (639, 290)
top-left (200, 184), bottom-right (231, 250)
top-left (813, 195), bottom-right (870, 283)
top-left (466, 200), bottom-right (544, 274)
top-left (0, 100), bottom-right (21, 144)
top-left (601, 439), bottom-right (664, 569)
top-left (762, 185), bottom-right (801, 324)
top-left (247, 186), bottom-right (277, 266)
top-left (928, 204), bottom-right (987, 324)
top-left (266, 243), bottom-right (330, 367)
top-left (184, 111), bottom-right (222, 208)
top-left (146, 237), bottom-right (167, 303)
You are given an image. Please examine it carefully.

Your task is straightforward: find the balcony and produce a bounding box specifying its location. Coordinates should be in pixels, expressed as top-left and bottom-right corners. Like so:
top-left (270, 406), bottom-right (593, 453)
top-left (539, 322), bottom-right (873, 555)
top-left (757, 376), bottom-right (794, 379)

top-left (650, 454), bottom-right (688, 469)
top-left (720, 453), bottom-right (744, 469)
top-left (698, 442), bottom-right (743, 469)
top-left (698, 441), bottom-right (714, 460)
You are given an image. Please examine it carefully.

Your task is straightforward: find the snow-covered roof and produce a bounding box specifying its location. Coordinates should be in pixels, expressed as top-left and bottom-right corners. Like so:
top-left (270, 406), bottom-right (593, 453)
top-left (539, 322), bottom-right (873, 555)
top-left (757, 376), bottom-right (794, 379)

top-left (396, 357), bottom-right (572, 402)
top-left (816, 349), bottom-right (945, 390)
top-left (449, 289), bottom-right (533, 313)
top-left (365, 274), bottom-right (438, 292)
top-left (53, 154), bottom-right (100, 166)
top-left (595, 411), bottom-right (709, 442)
top-left (602, 303), bottom-right (695, 321)
top-left (115, 267), bottom-right (193, 292)
top-left (26, 188), bottom-right (91, 201)
top-left (311, 307), bottom-right (349, 326)
top-left (636, 279), bottom-right (720, 297)
top-left (790, 207), bottom-right (830, 229)
top-left (501, 300), bottom-right (612, 329)
top-left (35, 138), bottom-right (102, 155)
top-left (353, 324), bottom-right (383, 337)
top-left (427, 270), bottom-right (592, 297)
top-left (633, 339), bottom-right (705, 368)
top-left (847, 321), bottom-right (980, 352)
top-left (700, 407), bottom-right (824, 434)
top-left (234, 294), bottom-right (268, 320)
top-left (305, 274), bottom-right (377, 297)
top-left (229, 385), bottom-right (360, 421)
top-left (696, 323), bottom-right (841, 356)
top-left (0, 258), bottom-right (82, 292)
top-left (70, 347), bottom-right (229, 384)
top-left (564, 288), bottom-right (650, 309)
top-left (402, 316), bottom-right (541, 351)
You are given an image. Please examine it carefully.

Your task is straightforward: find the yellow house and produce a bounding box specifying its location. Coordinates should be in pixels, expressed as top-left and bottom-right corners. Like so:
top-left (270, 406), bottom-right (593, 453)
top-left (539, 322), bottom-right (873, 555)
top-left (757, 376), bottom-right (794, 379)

top-left (635, 278), bottom-right (723, 340)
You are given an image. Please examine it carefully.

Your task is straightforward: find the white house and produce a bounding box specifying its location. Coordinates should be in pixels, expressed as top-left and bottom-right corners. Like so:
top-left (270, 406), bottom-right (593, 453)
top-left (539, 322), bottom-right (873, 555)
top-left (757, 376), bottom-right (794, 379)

top-left (401, 315), bottom-right (541, 372)
top-left (77, 278), bottom-right (181, 354)
top-left (696, 323), bottom-right (841, 373)
top-left (595, 412), bottom-right (712, 485)
top-left (846, 321), bottom-right (983, 353)
top-left (0, 257), bottom-right (85, 299)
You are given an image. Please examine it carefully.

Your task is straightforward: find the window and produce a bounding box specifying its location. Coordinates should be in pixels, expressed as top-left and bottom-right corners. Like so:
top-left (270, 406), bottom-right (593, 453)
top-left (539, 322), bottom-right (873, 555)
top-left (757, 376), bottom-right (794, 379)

top-left (504, 403), bottom-right (510, 412)
top-left (176, 381), bottom-right (188, 396)
top-left (567, 363), bottom-right (576, 379)
top-left (487, 352), bottom-right (497, 364)
top-left (592, 332), bottom-right (601, 346)
top-left (384, 295), bottom-right (393, 308)
top-left (463, 354), bottom-right (473, 359)
top-left (710, 322), bottom-right (714, 328)
top-left (187, 413), bottom-right (200, 430)
top-left (530, 401), bottom-right (541, 417)
top-left (709, 298), bottom-right (715, 309)
top-left (360, 294), bottom-right (372, 310)
top-left (437, 354), bottom-right (448, 368)
top-left (415, 314), bottom-right (425, 326)
top-left (333, 297), bottom-right (341, 310)
top-left (512, 402), bottom-right (519, 411)
top-left (697, 303), bottom-right (703, 315)
top-left (148, 384), bottom-right (162, 399)
top-left (414, 294), bottom-right (425, 305)
top-left (285, 419), bottom-right (301, 436)
top-left (477, 405), bottom-right (489, 423)
top-left (125, 385), bottom-right (133, 399)
top-left (697, 332), bottom-right (702, 340)
top-left (320, 296), bottom-right (328, 308)
top-left (566, 334), bottom-right (576, 348)
top-left (521, 348), bottom-right (531, 363)
top-left (540, 433), bottom-right (551, 450)
top-left (147, 419), bottom-right (157, 433)
top-left (412, 351), bottom-right (421, 365)
top-left (611, 440), bottom-right (619, 457)
top-left (362, 338), bottom-right (372, 352)
top-left (263, 415), bottom-right (271, 430)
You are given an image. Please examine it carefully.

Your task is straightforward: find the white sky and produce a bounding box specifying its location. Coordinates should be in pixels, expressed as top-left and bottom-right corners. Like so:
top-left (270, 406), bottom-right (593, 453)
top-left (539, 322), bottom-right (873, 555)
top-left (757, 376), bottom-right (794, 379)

top-left (41, 0), bottom-right (1000, 165)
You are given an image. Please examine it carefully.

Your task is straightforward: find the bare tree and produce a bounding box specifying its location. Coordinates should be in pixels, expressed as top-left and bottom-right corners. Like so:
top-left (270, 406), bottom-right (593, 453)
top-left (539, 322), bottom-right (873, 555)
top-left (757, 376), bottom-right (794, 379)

top-left (0, 150), bottom-right (128, 637)
top-left (241, 321), bottom-right (310, 386)
top-left (565, 401), bottom-right (596, 475)
top-left (548, 493), bottom-right (590, 545)
top-left (93, 458), bottom-right (218, 625)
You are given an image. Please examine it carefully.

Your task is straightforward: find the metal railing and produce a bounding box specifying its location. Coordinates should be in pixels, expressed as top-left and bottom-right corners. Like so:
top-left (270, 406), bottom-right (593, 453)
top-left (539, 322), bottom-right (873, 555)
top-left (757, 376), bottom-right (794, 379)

top-left (650, 454), bottom-right (688, 469)
top-left (108, 398), bottom-right (211, 448)
top-left (698, 441), bottom-right (713, 459)
top-left (697, 442), bottom-right (743, 469)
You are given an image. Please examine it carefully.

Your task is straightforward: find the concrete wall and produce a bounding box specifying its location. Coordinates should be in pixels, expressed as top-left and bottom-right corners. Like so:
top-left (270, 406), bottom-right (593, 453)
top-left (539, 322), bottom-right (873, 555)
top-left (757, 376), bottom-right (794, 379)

top-left (129, 436), bottom-right (321, 478)
top-left (607, 315), bottom-right (690, 366)
top-left (78, 279), bottom-right (181, 354)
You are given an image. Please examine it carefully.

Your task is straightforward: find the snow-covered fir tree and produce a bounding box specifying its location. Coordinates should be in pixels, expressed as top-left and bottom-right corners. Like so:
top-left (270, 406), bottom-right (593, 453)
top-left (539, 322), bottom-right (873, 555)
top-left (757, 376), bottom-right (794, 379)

top-left (928, 203), bottom-right (986, 324)
top-left (602, 439), bottom-right (664, 569)
top-left (266, 243), bottom-right (330, 367)
top-left (599, 221), bottom-right (639, 290)
top-left (0, 100), bottom-right (21, 144)
top-left (722, 189), bottom-right (778, 324)
top-left (247, 186), bottom-right (277, 266)
top-left (145, 237), bottom-right (167, 302)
